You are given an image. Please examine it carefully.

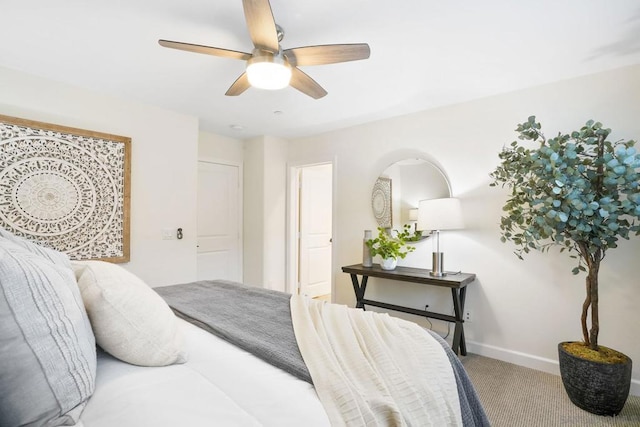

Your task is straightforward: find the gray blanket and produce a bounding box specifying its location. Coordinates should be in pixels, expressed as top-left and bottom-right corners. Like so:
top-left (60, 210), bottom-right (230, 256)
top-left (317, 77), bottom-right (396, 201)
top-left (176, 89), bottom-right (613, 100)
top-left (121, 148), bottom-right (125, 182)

top-left (155, 280), bottom-right (489, 427)
top-left (155, 280), bottom-right (311, 382)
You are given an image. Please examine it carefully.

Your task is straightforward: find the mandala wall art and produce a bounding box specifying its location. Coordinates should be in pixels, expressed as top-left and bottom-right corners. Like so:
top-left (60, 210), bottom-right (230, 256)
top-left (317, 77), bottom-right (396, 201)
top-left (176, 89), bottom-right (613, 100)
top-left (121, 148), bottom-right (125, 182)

top-left (371, 176), bottom-right (392, 229)
top-left (0, 115), bottom-right (130, 262)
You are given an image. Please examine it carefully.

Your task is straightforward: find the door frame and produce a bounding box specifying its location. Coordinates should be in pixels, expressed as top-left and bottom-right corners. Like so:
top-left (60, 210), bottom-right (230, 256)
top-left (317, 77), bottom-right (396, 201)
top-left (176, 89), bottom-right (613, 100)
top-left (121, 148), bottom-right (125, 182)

top-left (197, 157), bottom-right (244, 282)
top-left (286, 158), bottom-right (338, 298)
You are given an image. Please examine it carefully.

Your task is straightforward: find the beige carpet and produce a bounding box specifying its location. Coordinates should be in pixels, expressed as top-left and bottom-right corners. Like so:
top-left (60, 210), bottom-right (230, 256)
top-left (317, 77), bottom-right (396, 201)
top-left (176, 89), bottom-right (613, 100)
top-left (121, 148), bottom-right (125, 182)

top-left (461, 353), bottom-right (640, 426)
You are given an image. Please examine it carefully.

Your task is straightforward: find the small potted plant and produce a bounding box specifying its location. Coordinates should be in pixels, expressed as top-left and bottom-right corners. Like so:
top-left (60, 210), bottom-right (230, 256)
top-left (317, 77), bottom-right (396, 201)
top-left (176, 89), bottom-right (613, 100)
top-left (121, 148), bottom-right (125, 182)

top-left (366, 225), bottom-right (416, 270)
top-left (490, 116), bottom-right (639, 415)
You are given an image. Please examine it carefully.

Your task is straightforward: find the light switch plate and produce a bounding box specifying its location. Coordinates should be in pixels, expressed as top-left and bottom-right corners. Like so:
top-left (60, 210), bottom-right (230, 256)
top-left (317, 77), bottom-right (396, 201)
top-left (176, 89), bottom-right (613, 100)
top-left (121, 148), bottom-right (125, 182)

top-left (161, 228), bottom-right (174, 240)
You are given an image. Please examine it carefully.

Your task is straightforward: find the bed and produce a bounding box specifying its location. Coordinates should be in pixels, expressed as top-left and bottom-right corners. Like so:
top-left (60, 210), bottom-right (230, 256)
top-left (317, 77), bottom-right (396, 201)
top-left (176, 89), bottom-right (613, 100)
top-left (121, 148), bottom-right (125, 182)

top-left (0, 228), bottom-right (488, 427)
top-left (78, 318), bottom-right (331, 427)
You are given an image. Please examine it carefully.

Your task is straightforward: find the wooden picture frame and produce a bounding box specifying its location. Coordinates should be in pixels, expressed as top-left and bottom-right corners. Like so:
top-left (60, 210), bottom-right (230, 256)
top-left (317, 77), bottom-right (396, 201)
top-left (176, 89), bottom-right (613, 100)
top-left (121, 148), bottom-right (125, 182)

top-left (0, 115), bottom-right (131, 262)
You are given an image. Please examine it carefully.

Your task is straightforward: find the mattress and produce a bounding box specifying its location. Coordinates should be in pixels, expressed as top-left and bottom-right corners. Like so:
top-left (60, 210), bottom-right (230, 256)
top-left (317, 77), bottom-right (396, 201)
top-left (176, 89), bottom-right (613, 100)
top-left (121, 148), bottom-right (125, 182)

top-left (78, 318), bottom-right (330, 427)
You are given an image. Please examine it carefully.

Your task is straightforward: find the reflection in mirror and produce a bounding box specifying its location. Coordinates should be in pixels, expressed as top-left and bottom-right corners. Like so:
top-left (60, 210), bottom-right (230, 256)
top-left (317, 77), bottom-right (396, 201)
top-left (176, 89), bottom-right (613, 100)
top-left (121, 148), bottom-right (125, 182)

top-left (372, 158), bottom-right (451, 239)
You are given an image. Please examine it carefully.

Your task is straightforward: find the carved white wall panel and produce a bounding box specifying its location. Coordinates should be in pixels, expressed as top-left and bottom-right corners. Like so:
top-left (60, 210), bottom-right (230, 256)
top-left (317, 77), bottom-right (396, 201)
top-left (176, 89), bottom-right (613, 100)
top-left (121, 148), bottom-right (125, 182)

top-left (0, 115), bottom-right (130, 262)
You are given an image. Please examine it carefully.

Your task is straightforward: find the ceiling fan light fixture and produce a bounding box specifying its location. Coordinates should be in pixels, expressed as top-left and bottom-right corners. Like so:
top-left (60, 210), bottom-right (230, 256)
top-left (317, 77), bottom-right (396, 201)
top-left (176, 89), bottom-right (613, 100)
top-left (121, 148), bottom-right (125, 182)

top-left (246, 51), bottom-right (292, 90)
top-left (159, 0), bottom-right (370, 98)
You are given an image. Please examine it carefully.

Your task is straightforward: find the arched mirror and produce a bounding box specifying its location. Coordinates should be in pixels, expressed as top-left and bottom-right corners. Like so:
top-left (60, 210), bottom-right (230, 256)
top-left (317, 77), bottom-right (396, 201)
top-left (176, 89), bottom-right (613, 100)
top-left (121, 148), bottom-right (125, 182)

top-left (371, 158), bottom-right (451, 238)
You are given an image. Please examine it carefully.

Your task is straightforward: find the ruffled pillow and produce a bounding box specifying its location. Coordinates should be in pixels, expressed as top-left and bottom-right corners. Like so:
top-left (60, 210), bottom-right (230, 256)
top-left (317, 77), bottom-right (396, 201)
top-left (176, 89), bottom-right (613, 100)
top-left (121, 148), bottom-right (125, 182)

top-left (0, 230), bottom-right (96, 427)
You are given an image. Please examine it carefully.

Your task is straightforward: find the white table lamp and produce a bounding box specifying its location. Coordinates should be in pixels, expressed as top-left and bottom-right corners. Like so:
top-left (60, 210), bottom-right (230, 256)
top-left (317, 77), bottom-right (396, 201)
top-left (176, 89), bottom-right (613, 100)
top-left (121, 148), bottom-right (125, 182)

top-left (417, 198), bottom-right (464, 277)
top-left (408, 208), bottom-right (419, 231)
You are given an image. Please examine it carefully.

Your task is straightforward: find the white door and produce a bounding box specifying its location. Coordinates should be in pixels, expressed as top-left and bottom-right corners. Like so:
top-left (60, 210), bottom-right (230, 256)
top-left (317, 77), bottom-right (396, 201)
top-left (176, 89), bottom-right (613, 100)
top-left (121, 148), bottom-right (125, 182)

top-left (298, 164), bottom-right (332, 298)
top-left (197, 161), bottom-right (242, 282)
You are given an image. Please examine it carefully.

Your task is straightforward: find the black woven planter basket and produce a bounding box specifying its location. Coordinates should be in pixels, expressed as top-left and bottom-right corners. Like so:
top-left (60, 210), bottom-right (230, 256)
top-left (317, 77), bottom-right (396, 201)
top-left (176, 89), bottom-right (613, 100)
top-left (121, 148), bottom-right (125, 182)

top-left (558, 342), bottom-right (632, 416)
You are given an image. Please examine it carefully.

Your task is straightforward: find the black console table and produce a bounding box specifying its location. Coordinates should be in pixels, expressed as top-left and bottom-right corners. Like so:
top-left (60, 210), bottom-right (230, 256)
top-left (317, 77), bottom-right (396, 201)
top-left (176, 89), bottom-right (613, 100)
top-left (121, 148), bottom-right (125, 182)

top-left (341, 263), bottom-right (476, 356)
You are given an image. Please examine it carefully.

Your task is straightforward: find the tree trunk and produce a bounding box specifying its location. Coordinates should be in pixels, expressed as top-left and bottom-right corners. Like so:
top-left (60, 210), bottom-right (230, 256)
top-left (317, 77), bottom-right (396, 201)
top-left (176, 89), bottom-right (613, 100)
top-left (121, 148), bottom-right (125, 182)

top-left (587, 133), bottom-right (604, 350)
top-left (581, 282), bottom-right (591, 346)
top-left (578, 242), bottom-right (592, 346)
top-left (587, 257), bottom-right (601, 350)
top-left (578, 241), bottom-right (602, 350)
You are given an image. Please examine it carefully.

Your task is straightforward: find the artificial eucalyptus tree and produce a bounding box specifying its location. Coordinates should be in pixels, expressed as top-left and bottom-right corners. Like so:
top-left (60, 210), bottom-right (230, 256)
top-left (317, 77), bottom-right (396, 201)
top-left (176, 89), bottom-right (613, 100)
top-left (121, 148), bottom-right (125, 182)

top-left (490, 116), bottom-right (640, 351)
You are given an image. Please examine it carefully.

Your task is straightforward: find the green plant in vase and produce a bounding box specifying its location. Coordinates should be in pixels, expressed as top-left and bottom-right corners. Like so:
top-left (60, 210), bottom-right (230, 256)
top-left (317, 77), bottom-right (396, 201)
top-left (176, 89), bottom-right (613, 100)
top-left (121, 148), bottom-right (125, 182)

top-left (366, 225), bottom-right (416, 270)
top-left (490, 116), bottom-right (640, 415)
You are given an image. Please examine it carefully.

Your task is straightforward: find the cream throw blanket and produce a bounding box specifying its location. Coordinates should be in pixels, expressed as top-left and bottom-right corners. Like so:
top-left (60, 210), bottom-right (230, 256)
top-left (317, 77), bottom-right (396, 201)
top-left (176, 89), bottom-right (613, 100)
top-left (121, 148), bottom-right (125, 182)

top-left (290, 295), bottom-right (463, 427)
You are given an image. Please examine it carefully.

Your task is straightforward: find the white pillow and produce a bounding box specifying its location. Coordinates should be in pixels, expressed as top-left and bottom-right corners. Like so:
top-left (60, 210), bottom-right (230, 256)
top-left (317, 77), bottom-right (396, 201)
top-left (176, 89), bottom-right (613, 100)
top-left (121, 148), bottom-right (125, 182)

top-left (72, 261), bottom-right (187, 367)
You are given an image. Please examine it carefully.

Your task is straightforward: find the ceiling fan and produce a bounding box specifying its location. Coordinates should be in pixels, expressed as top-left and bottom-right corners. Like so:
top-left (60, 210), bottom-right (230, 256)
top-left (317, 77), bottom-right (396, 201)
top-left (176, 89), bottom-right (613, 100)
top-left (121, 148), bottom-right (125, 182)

top-left (158, 0), bottom-right (370, 99)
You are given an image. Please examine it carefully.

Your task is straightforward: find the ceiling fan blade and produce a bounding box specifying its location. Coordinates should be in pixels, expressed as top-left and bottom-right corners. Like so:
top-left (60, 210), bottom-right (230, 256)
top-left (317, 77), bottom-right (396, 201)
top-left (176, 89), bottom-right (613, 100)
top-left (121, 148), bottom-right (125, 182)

top-left (289, 68), bottom-right (327, 99)
top-left (283, 44), bottom-right (370, 66)
top-left (225, 72), bottom-right (251, 96)
top-left (242, 0), bottom-right (279, 53)
top-left (159, 39), bottom-right (251, 60)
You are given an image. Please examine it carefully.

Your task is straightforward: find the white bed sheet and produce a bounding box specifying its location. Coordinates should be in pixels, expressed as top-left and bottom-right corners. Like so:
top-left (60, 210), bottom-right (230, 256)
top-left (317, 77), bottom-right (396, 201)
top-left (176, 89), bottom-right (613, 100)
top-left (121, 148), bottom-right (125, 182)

top-left (79, 318), bottom-right (330, 427)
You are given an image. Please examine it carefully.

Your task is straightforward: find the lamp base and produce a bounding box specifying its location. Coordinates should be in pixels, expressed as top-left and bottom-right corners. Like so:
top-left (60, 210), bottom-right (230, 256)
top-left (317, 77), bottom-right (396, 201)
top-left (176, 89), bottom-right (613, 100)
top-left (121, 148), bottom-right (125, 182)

top-left (430, 252), bottom-right (446, 277)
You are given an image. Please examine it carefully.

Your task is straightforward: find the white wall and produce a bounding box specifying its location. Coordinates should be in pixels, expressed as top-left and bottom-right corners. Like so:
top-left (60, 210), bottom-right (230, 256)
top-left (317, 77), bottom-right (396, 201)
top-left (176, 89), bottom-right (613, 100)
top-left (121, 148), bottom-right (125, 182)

top-left (199, 131), bottom-right (243, 163)
top-left (262, 136), bottom-right (288, 291)
top-left (243, 137), bottom-right (265, 286)
top-left (287, 63), bottom-right (640, 394)
top-left (243, 135), bottom-right (288, 290)
top-left (0, 66), bottom-right (199, 286)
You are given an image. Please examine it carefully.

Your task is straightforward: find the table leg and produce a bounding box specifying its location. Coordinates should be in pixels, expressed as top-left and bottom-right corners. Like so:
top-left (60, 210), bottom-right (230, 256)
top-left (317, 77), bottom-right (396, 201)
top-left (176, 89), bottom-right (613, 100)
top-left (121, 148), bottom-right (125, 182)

top-left (459, 287), bottom-right (467, 355)
top-left (349, 274), bottom-right (368, 309)
top-left (451, 287), bottom-right (467, 356)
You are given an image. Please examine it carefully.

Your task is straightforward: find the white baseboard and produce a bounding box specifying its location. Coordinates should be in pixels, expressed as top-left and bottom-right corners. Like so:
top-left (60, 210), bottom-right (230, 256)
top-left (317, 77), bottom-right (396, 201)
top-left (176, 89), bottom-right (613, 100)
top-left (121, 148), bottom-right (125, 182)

top-left (466, 340), bottom-right (640, 397)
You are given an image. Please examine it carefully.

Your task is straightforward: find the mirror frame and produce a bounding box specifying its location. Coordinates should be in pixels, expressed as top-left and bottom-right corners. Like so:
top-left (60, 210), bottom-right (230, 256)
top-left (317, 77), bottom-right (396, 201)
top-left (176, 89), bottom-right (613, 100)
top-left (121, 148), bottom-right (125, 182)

top-left (371, 157), bottom-right (451, 240)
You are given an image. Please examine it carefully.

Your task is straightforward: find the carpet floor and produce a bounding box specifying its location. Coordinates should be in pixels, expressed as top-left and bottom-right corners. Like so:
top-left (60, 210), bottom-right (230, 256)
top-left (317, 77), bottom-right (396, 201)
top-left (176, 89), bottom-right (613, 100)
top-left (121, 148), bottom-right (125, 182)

top-left (461, 353), bottom-right (640, 426)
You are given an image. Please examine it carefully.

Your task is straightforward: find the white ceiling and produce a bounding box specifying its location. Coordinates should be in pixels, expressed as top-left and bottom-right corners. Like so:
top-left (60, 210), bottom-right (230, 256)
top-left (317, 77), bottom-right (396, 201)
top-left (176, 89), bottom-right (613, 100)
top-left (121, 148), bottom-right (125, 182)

top-left (2, 0), bottom-right (640, 139)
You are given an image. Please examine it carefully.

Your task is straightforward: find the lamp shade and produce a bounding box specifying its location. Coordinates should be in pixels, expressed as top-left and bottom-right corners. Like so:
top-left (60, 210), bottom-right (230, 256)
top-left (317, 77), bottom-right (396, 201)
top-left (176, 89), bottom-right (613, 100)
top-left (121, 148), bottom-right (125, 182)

top-left (246, 52), bottom-right (292, 90)
top-left (408, 208), bottom-right (419, 221)
top-left (417, 198), bottom-right (464, 231)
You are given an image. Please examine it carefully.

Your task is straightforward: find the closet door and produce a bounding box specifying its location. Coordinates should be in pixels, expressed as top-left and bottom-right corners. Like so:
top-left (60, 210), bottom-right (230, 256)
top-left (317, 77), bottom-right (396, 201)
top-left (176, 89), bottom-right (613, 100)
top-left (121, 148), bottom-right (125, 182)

top-left (197, 161), bottom-right (242, 282)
